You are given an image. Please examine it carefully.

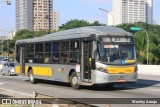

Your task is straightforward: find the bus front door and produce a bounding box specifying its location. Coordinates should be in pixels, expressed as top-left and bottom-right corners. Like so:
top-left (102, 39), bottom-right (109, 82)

top-left (20, 46), bottom-right (25, 74)
top-left (81, 41), bottom-right (92, 82)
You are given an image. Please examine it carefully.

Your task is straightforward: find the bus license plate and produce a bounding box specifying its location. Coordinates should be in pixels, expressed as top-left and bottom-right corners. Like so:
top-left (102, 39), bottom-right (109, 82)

top-left (117, 78), bottom-right (125, 82)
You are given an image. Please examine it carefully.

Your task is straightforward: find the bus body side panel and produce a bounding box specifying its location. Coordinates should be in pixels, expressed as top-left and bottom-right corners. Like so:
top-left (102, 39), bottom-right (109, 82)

top-left (24, 63), bottom-right (76, 83)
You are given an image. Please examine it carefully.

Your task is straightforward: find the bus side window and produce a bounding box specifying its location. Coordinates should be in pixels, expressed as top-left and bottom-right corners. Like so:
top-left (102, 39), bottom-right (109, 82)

top-left (26, 44), bottom-right (34, 63)
top-left (70, 41), bottom-right (79, 63)
top-left (61, 41), bottom-right (69, 64)
top-left (44, 42), bottom-right (51, 64)
top-left (52, 42), bottom-right (60, 63)
top-left (61, 52), bottom-right (69, 63)
top-left (34, 43), bottom-right (44, 63)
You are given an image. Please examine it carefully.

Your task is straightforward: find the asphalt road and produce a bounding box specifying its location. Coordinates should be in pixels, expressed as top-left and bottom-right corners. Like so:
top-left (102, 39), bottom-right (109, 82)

top-left (0, 74), bottom-right (160, 107)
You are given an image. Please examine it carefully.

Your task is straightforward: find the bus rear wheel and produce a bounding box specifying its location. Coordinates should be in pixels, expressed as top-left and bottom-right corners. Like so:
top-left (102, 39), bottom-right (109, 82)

top-left (29, 69), bottom-right (36, 84)
top-left (70, 72), bottom-right (80, 89)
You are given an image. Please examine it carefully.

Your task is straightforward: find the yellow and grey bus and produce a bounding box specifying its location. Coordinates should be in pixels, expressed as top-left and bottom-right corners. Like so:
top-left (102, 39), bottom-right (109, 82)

top-left (15, 26), bottom-right (138, 89)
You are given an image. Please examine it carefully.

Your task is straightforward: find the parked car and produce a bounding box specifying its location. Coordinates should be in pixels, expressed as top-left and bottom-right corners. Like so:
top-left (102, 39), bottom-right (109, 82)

top-left (1, 62), bottom-right (15, 76)
top-left (0, 56), bottom-right (8, 64)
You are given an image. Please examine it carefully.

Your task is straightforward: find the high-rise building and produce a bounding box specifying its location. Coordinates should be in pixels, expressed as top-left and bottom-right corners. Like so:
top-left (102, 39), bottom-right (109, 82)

top-left (53, 11), bottom-right (60, 31)
top-left (108, 0), bottom-right (153, 26)
top-left (16, 0), bottom-right (53, 31)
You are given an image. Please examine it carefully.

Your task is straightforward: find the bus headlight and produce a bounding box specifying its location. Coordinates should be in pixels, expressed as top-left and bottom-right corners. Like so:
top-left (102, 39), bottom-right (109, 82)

top-left (96, 67), bottom-right (108, 73)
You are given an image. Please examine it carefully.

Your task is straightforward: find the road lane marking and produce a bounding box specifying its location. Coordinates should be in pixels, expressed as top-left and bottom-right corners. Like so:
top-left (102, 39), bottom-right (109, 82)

top-left (0, 83), bottom-right (4, 85)
top-left (151, 89), bottom-right (160, 92)
top-left (0, 88), bottom-right (32, 96)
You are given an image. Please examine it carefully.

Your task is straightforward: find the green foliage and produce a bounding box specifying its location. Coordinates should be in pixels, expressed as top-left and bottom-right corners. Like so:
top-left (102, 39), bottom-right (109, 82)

top-left (1, 29), bottom-right (48, 56)
top-left (117, 22), bottom-right (160, 64)
top-left (1, 19), bottom-right (160, 65)
top-left (89, 21), bottom-right (106, 26)
top-left (59, 19), bottom-right (90, 30)
top-left (33, 30), bottom-right (49, 37)
top-left (59, 19), bottom-right (105, 30)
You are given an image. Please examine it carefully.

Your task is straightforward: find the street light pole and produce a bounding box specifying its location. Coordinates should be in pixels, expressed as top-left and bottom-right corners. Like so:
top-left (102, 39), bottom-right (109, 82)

top-left (99, 8), bottom-right (115, 26)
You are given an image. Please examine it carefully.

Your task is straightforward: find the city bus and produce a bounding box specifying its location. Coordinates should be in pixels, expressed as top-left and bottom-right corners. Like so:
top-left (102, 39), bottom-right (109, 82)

top-left (15, 26), bottom-right (138, 89)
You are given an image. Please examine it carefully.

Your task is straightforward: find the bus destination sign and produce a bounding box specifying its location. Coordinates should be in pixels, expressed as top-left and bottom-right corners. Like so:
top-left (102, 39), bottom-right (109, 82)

top-left (102, 37), bottom-right (132, 43)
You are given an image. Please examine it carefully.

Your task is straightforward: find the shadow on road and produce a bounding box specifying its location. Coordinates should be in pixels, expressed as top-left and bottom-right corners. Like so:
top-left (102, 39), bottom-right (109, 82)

top-left (24, 79), bottom-right (160, 91)
top-left (0, 94), bottom-right (11, 98)
top-left (81, 79), bottom-right (160, 91)
top-left (25, 79), bottom-right (71, 88)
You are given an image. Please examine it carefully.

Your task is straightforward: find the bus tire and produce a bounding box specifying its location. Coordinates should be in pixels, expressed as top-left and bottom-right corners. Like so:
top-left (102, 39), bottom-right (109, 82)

top-left (70, 72), bottom-right (80, 89)
top-left (29, 69), bottom-right (36, 84)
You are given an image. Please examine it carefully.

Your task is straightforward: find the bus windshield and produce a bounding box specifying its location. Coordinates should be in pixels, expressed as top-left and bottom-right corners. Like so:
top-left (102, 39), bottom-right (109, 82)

top-left (97, 43), bottom-right (135, 64)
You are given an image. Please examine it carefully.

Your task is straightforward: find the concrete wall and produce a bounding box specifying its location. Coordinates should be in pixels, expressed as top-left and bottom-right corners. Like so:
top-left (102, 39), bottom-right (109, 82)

top-left (138, 65), bottom-right (160, 76)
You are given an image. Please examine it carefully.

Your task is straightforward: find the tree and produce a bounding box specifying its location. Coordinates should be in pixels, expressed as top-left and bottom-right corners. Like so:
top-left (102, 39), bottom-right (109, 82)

top-left (1, 29), bottom-right (49, 56)
top-left (59, 19), bottom-right (90, 30)
top-left (89, 21), bottom-right (106, 26)
top-left (14, 29), bottom-right (33, 40)
top-left (33, 30), bottom-right (48, 37)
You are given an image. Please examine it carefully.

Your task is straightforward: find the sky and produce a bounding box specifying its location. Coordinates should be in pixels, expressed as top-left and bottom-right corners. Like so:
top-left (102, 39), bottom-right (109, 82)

top-left (0, 0), bottom-right (160, 36)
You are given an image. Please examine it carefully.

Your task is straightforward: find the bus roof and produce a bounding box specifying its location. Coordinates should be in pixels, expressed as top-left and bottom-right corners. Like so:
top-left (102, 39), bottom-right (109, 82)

top-left (16, 26), bottom-right (133, 44)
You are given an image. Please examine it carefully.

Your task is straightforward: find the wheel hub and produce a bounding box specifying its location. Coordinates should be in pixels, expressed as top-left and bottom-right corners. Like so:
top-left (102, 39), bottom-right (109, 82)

top-left (30, 74), bottom-right (33, 81)
top-left (72, 77), bottom-right (78, 85)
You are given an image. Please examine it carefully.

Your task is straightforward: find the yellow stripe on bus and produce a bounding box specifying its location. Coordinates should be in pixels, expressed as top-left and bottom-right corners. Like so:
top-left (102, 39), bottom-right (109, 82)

top-left (125, 60), bottom-right (136, 63)
top-left (15, 66), bottom-right (52, 76)
top-left (15, 66), bottom-right (20, 74)
top-left (32, 67), bottom-right (52, 76)
top-left (15, 66), bottom-right (28, 74)
top-left (107, 67), bottom-right (135, 74)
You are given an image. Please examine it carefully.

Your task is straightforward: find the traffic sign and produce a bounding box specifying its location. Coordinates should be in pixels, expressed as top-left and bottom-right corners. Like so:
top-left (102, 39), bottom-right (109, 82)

top-left (130, 27), bottom-right (141, 31)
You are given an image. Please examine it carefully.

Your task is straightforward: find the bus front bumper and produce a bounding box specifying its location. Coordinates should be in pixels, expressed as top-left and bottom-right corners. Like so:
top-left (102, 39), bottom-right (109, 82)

top-left (91, 70), bottom-right (138, 84)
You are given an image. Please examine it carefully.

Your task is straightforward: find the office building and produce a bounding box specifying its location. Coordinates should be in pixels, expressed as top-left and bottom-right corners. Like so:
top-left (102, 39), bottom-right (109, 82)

top-left (53, 11), bottom-right (60, 31)
top-left (108, 0), bottom-right (153, 26)
top-left (16, 0), bottom-right (53, 31)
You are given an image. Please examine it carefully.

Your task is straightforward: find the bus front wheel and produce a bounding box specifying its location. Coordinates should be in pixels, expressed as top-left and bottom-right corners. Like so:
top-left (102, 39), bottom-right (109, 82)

top-left (29, 69), bottom-right (36, 84)
top-left (70, 72), bottom-right (80, 89)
